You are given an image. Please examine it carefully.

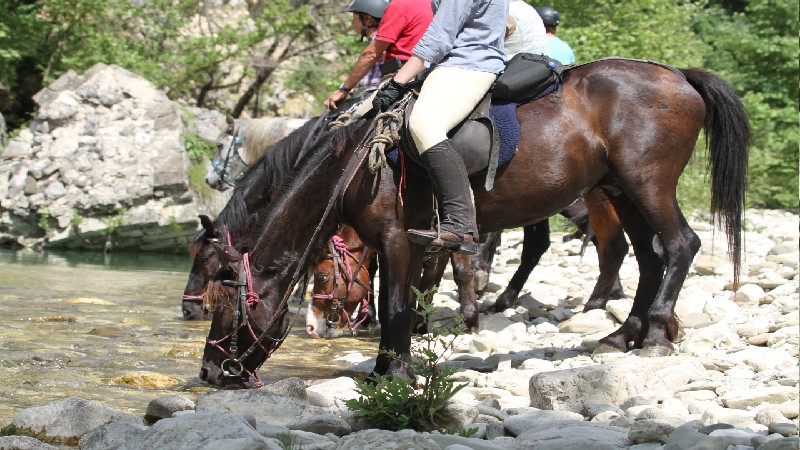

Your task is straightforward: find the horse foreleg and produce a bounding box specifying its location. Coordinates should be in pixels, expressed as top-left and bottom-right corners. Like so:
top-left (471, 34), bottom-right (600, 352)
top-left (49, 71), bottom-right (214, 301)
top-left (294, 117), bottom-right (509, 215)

top-left (414, 254), bottom-right (448, 334)
top-left (450, 253), bottom-right (479, 333)
top-left (494, 221), bottom-right (550, 312)
top-left (472, 231), bottom-right (502, 294)
top-left (372, 239), bottom-right (426, 380)
top-left (582, 189), bottom-right (628, 311)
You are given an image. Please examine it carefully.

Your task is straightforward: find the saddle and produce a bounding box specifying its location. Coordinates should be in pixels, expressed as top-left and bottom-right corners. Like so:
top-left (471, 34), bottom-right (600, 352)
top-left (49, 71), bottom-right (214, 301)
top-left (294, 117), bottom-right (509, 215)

top-left (397, 57), bottom-right (562, 191)
top-left (399, 92), bottom-right (502, 191)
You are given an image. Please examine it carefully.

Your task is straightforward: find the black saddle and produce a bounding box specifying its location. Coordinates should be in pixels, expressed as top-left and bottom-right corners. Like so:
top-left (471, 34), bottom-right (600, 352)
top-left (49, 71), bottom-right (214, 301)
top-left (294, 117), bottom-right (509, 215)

top-left (399, 92), bottom-right (502, 191)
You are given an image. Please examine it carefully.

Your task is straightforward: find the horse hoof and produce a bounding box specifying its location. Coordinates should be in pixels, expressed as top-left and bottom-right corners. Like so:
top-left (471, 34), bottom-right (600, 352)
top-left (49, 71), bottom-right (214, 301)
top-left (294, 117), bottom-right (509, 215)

top-left (593, 343), bottom-right (626, 356)
top-left (640, 344), bottom-right (675, 358)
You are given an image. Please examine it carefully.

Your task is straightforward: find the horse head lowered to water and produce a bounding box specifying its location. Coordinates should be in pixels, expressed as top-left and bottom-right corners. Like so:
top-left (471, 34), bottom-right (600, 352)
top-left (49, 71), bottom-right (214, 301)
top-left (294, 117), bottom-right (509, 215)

top-left (198, 60), bottom-right (749, 386)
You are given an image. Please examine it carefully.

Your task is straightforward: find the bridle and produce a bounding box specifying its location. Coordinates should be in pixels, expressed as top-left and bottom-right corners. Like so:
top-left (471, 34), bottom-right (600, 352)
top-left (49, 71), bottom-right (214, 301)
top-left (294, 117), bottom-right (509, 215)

top-left (210, 127), bottom-right (248, 190)
top-left (205, 117), bottom-right (376, 385)
top-left (311, 235), bottom-right (372, 333)
top-left (206, 251), bottom-right (307, 386)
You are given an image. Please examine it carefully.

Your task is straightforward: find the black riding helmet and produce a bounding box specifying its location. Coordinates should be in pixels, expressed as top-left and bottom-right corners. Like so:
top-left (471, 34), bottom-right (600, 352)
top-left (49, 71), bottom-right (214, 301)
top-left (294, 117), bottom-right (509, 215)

top-left (536, 6), bottom-right (561, 27)
top-left (345, 0), bottom-right (390, 19)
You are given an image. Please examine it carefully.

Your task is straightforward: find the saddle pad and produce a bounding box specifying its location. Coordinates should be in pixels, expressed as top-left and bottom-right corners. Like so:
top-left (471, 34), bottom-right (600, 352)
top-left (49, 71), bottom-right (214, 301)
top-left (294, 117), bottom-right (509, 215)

top-left (386, 101), bottom-right (520, 178)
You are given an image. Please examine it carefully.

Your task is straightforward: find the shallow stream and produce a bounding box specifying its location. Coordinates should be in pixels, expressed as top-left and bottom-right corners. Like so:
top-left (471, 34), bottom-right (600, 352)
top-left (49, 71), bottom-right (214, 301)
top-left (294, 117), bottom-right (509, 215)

top-left (0, 249), bottom-right (377, 425)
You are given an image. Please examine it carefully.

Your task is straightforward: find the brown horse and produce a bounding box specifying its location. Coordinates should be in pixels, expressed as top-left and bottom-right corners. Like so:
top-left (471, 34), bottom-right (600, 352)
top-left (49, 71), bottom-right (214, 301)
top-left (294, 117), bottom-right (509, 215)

top-left (306, 225), bottom-right (376, 338)
top-left (199, 60), bottom-right (749, 386)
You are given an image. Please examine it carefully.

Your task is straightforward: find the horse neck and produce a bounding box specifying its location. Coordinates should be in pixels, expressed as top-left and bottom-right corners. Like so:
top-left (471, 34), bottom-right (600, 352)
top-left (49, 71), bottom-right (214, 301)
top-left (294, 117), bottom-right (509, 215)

top-left (247, 122), bottom-right (370, 284)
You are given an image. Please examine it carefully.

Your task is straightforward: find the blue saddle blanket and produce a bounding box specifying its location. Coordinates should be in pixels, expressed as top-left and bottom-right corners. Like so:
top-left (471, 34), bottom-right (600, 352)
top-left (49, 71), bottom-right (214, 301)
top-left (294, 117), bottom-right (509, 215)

top-left (385, 100), bottom-right (519, 177)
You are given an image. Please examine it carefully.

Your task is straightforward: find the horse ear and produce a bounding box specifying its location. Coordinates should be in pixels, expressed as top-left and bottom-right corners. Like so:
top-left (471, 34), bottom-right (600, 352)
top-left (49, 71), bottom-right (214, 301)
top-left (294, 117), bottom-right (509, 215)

top-left (199, 215), bottom-right (217, 236)
top-left (211, 240), bottom-right (242, 264)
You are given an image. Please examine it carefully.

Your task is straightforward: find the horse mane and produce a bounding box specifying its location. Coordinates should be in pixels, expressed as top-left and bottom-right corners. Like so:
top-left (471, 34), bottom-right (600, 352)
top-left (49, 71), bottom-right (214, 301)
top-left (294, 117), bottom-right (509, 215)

top-left (238, 117), bottom-right (308, 165)
top-left (247, 118), bottom-right (371, 256)
top-left (213, 116), bottom-right (330, 241)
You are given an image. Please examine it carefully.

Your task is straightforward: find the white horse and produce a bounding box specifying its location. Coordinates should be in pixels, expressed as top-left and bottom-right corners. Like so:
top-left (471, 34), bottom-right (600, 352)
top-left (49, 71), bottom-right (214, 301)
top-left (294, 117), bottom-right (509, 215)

top-left (205, 115), bottom-right (308, 191)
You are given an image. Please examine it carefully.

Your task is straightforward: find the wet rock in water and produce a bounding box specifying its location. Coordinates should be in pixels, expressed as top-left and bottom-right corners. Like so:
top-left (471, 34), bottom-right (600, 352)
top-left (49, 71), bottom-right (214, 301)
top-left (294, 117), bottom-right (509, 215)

top-left (165, 345), bottom-right (202, 358)
top-left (64, 297), bottom-right (115, 305)
top-left (87, 326), bottom-right (129, 337)
top-left (0, 397), bottom-right (140, 446)
top-left (113, 412), bottom-right (282, 450)
top-left (112, 371), bottom-right (182, 389)
top-left (144, 395), bottom-right (195, 422)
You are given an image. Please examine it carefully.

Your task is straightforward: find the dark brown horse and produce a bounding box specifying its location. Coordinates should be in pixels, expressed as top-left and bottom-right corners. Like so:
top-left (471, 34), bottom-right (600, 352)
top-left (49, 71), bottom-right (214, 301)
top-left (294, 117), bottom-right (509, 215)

top-left (306, 225), bottom-right (376, 338)
top-left (181, 116), bottom-right (334, 320)
top-left (199, 60), bottom-right (748, 386)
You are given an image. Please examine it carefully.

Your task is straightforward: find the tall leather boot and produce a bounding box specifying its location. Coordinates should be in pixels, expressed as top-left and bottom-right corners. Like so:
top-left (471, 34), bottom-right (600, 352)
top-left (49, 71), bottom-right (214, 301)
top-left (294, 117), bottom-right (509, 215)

top-left (407, 139), bottom-right (478, 255)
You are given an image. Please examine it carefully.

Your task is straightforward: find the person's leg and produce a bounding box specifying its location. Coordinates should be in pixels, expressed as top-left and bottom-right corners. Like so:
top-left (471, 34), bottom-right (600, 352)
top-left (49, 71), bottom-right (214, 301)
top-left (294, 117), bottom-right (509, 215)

top-left (406, 66), bottom-right (497, 253)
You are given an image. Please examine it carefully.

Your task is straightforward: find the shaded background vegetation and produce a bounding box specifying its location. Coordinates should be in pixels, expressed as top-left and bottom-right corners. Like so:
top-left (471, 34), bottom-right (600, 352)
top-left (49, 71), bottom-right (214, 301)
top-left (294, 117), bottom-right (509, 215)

top-left (0, 0), bottom-right (797, 209)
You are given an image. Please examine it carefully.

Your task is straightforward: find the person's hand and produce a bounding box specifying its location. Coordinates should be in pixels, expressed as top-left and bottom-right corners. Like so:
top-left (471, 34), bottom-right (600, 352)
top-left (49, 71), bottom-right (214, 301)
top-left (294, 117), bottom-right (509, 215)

top-left (372, 79), bottom-right (410, 113)
top-left (324, 89), bottom-right (348, 110)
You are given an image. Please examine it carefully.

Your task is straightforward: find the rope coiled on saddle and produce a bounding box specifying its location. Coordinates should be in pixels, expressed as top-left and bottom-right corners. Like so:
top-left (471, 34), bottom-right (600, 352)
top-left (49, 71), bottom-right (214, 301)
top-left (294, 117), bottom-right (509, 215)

top-left (367, 110), bottom-right (402, 174)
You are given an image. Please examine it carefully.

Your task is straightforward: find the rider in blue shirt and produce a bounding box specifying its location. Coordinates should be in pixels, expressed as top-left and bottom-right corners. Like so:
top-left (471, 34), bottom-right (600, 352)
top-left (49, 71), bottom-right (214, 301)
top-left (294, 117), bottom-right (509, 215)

top-left (536, 6), bottom-right (575, 65)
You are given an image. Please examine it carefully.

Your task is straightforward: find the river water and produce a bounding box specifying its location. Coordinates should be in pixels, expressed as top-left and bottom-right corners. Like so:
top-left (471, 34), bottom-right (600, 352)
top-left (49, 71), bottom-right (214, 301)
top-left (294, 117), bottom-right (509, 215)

top-left (0, 249), bottom-right (378, 425)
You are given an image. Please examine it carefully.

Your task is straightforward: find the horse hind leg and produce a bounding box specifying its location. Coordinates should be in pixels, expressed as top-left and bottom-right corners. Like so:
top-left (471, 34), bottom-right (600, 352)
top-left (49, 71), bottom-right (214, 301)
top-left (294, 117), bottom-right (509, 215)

top-left (494, 221), bottom-right (550, 312)
top-left (594, 193), bottom-right (665, 354)
top-left (596, 186), bottom-right (700, 356)
top-left (581, 189), bottom-right (628, 311)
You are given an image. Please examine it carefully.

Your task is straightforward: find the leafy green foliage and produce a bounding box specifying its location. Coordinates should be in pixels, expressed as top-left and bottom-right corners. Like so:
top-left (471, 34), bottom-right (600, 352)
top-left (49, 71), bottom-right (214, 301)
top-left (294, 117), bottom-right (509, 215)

top-left (346, 287), bottom-right (468, 432)
top-left (183, 132), bottom-right (215, 161)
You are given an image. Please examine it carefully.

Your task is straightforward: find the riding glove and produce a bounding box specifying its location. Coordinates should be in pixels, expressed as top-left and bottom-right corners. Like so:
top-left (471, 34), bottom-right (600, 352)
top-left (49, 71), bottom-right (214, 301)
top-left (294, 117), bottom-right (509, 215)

top-left (372, 79), bottom-right (410, 113)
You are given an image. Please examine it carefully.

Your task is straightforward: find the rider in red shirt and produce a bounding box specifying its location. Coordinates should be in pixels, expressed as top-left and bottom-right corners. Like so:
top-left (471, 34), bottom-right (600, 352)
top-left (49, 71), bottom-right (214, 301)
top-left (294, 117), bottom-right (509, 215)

top-left (324, 0), bottom-right (433, 111)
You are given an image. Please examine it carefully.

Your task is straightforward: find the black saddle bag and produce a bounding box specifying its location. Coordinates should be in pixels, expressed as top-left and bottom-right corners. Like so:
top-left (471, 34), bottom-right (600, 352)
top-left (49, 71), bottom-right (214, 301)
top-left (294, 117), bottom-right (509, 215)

top-left (492, 53), bottom-right (561, 102)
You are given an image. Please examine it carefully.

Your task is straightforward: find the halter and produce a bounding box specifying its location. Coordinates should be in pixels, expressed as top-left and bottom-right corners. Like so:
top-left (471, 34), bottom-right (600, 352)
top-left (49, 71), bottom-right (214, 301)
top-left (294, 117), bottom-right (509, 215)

top-left (211, 127), bottom-right (248, 189)
top-left (311, 235), bottom-right (372, 333)
top-left (206, 252), bottom-right (302, 386)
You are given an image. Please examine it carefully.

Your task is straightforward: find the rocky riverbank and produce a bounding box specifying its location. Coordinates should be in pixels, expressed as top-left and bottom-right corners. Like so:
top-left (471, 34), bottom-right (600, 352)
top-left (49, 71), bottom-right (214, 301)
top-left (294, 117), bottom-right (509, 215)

top-left (0, 64), bottom-right (227, 252)
top-left (0, 209), bottom-right (797, 450)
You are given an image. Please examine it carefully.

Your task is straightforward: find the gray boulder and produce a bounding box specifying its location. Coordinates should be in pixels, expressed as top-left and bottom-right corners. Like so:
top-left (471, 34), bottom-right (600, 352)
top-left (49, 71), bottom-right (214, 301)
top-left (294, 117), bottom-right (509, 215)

top-left (116, 412), bottom-right (282, 450)
top-left (334, 429), bottom-right (440, 449)
top-left (144, 395), bottom-right (195, 422)
top-left (0, 397), bottom-right (140, 446)
top-left (195, 387), bottom-right (325, 427)
top-left (530, 357), bottom-right (706, 412)
top-left (510, 420), bottom-right (633, 449)
top-left (0, 436), bottom-right (58, 450)
top-left (78, 420), bottom-right (148, 450)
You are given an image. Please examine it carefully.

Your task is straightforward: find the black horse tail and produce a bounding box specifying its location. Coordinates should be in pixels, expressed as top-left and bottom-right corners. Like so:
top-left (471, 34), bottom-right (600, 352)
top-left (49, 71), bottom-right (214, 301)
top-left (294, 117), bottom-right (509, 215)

top-left (680, 68), bottom-right (750, 287)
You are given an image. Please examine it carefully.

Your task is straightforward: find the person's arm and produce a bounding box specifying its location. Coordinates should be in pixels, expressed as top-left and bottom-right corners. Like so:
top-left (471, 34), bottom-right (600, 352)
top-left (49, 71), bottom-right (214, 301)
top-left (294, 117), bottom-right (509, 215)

top-left (391, 55), bottom-right (427, 84)
top-left (342, 39), bottom-right (391, 90)
top-left (324, 39), bottom-right (391, 109)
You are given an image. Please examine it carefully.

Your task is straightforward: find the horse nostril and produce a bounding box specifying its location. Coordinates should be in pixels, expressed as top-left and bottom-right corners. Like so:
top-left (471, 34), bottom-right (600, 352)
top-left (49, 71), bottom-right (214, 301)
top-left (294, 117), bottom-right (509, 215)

top-left (306, 324), bottom-right (315, 334)
top-left (199, 367), bottom-right (209, 381)
top-left (183, 309), bottom-right (191, 319)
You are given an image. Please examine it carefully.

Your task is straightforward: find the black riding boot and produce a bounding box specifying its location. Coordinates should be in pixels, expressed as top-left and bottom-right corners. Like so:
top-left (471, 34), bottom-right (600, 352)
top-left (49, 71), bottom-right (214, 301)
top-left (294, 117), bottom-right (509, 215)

top-left (407, 139), bottom-right (478, 255)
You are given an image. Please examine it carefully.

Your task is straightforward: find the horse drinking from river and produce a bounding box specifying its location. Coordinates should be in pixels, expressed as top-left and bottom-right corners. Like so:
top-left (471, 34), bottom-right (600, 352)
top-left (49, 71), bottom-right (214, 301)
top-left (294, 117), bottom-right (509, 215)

top-left (198, 59), bottom-right (749, 386)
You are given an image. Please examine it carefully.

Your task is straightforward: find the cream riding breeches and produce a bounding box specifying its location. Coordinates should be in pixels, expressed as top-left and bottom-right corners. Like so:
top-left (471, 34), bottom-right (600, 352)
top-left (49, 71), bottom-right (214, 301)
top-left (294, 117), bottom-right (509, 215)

top-left (409, 66), bottom-right (497, 152)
